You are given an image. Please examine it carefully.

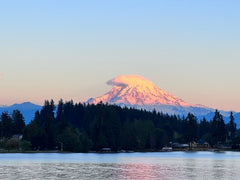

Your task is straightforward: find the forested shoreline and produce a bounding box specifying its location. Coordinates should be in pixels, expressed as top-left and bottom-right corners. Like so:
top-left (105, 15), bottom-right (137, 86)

top-left (0, 100), bottom-right (239, 152)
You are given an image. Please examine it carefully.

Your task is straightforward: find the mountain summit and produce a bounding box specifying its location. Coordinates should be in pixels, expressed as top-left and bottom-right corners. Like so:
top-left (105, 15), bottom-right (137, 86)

top-left (88, 75), bottom-right (201, 107)
top-left (87, 75), bottom-right (239, 126)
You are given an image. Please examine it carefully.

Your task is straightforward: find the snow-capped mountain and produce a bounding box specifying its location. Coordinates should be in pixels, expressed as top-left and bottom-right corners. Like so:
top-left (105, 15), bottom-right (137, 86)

top-left (88, 75), bottom-right (204, 107)
top-left (1, 75), bottom-right (237, 126)
top-left (87, 75), bottom-right (237, 125)
top-left (88, 75), bottom-right (205, 107)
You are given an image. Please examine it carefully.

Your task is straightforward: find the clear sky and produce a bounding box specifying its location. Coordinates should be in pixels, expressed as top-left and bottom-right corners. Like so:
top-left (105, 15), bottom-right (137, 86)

top-left (0, 0), bottom-right (240, 111)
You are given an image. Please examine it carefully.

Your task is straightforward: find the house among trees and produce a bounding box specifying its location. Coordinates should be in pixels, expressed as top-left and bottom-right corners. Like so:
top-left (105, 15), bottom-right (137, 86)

top-left (101, 148), bottom-right (111, 152)
top-left (172, 142), bottom-right (189, 150)
top-left (12, 134), bottom-right (23, 141)
top-left (191, 140), bottom-right (210, 149)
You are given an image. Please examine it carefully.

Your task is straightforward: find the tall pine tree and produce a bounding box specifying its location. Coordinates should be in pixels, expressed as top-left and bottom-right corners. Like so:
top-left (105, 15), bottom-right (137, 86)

top-left (12, 110), bottom-right (25, 134)
top-left (211, 110), bottom-right (226, 144)
top-left (228, 112), bottom-right (236, 140)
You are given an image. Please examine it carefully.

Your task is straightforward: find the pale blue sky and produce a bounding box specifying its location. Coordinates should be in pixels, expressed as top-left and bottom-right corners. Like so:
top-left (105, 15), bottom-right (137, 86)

top-left (0, 0), bottom-right (240, 111)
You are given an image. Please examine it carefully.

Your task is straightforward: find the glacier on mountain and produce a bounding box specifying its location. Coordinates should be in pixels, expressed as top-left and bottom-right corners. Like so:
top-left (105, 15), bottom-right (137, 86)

top-left (87, 75), bottom-right (237, 126)
top-left (88, 75), bottom-right (203, 107)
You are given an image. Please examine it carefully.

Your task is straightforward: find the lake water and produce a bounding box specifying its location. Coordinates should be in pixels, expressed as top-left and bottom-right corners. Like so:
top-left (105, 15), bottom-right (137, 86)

top-left (0, 151), bottom-right (240, 179)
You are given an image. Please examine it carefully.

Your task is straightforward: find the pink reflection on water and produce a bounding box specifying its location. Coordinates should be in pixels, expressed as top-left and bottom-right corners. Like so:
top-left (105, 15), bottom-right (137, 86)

top-left (119, 163), bottom-right (176, 180)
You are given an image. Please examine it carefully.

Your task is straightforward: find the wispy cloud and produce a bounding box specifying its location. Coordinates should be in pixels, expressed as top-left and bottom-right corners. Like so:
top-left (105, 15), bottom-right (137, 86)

top-left (0, 73), bottom-right (4, 79)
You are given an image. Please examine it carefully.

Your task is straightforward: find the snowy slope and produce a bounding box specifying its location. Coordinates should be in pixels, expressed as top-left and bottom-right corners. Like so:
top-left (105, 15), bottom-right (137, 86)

top-left (88, 75), bottom-right (204, 107)
top-left (87, 75), bottom-right (237, 125)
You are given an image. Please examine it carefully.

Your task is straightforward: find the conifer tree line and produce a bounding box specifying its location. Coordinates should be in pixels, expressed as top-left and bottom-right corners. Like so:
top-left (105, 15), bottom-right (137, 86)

top-left (0, 99), bottom-right (239, 152)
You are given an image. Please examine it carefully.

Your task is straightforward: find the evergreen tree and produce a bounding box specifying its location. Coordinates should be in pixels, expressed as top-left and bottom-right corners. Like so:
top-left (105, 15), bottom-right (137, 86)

top-left (58, 127), bottom-right (81, 152)
top-left (56, 99), bottom-right (64, 123)
top-left (134, 119), bottom-right (154, 149)
top-left (183, 113), bottom-right (198, 143)
top-left (1, 112), bottom-right (13, 138)
top-left (153, 128), bottom-right (169, 149)
top-left (228, 112), bottom-right (236, 140)
top-left (121, 118), bottom-right (137, 150)
top-left (23, 120), bottom-right (47, 150)
top-left (211, 110), bottom-right (226, 145)
top-left (12, 110), bottom-right (25, 134)
top-left (79, 131), bottom-right (93, 152)
top-left (110, 108), bottom-right (121, 150)
top-left (41, 100), bottom-right (56, 149)
top-left (199, 117), bottom-right (210, 139)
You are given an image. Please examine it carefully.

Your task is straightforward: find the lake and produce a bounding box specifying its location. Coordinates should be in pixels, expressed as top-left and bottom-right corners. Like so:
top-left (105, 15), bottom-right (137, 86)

top-left (0, 151), bottom-right (240, 179)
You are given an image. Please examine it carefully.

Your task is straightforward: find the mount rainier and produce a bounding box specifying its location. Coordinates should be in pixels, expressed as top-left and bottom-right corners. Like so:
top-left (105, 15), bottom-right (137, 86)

top-left (87, 75), bottom-right (239, 126)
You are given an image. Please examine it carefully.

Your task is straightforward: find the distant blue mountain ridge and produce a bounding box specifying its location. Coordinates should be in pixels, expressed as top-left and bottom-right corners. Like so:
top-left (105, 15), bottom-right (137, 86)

top-left (0, 102), bottom-right (42, 124)
top-left (0, 102), bottom-right (239, 128)
top-left (110, 103), bottom-right (240, 128)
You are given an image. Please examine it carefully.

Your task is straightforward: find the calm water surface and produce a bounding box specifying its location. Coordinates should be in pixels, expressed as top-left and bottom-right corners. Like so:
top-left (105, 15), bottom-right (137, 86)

top-left (0, 151), bottom-right (240, 179)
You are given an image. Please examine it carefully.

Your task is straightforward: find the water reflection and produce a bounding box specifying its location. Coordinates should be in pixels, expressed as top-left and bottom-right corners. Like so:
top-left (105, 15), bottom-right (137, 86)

top-left (0, 152), bottom-right (240, 179)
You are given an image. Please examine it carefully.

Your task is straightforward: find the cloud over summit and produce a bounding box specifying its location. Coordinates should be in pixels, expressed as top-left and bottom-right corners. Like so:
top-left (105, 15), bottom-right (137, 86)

top-left (106, 75), bottom-right (153, 88)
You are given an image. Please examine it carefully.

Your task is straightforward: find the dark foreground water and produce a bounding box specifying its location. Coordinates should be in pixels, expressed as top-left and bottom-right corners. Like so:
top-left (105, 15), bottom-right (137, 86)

top-left (0, 151), bottom-right (240, 179)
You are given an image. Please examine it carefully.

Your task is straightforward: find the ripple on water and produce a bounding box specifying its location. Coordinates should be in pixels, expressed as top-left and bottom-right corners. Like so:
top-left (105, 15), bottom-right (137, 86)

top-left (0, 152), bottom-right (240, 179)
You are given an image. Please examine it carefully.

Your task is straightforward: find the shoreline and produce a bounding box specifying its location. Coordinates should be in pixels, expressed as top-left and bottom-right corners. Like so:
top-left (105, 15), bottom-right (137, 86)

top-left (0, 148), bottom-right (237, 154)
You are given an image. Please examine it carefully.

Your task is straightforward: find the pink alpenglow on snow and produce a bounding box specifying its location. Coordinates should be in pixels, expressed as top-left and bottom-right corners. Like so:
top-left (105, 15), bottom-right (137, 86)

top-left (88, 75), bottom-right (203, 107)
